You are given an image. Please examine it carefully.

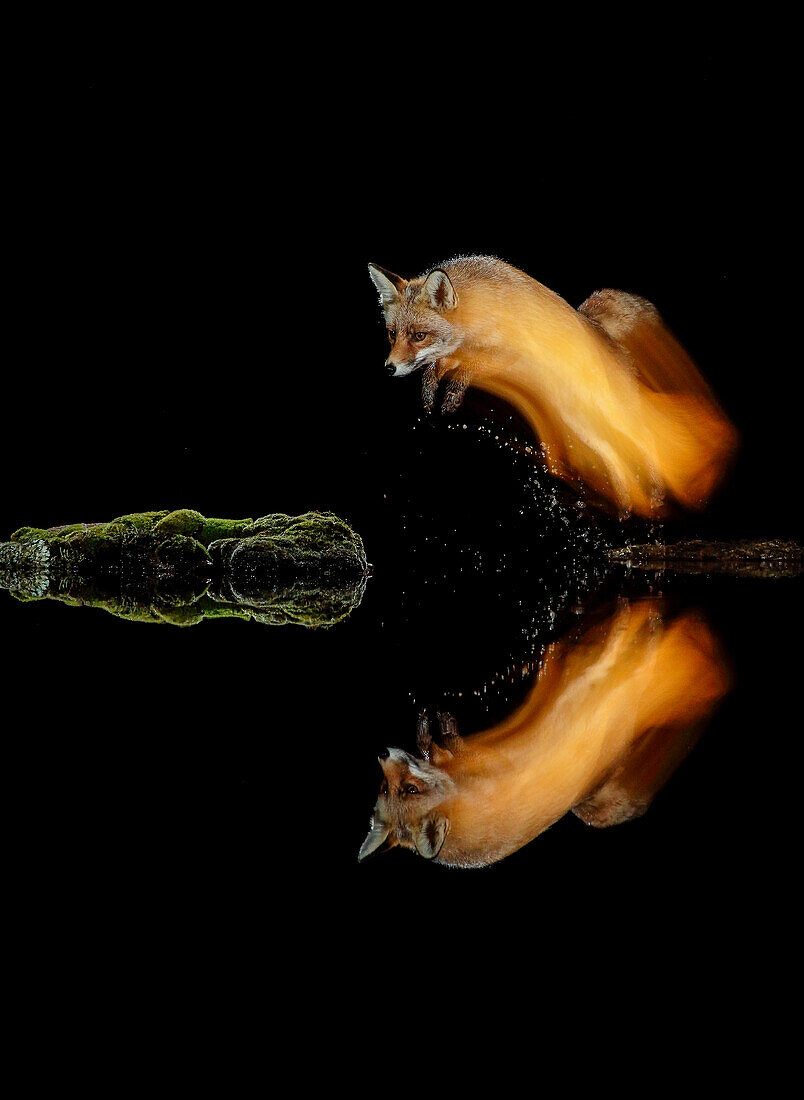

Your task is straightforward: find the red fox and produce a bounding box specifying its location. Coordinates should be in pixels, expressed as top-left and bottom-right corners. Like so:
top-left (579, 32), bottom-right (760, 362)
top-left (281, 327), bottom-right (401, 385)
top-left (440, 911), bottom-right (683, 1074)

top-left (359, 599), bottom-right (730, 868)
top-left (369, 256), bottom-right (738, 517)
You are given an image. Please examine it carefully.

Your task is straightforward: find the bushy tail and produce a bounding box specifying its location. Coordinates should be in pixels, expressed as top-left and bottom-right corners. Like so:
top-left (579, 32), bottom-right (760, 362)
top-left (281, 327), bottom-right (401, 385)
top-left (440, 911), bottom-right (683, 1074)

top-left (578, 288), bottom-right (738, 510)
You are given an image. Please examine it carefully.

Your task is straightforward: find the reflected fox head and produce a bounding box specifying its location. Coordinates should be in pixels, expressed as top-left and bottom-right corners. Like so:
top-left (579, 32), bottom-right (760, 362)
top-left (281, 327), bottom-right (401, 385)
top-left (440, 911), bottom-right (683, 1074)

top-left (358, 747), bottom-right (454, 861)
top-left (368, 263), bottom-right (462, 378)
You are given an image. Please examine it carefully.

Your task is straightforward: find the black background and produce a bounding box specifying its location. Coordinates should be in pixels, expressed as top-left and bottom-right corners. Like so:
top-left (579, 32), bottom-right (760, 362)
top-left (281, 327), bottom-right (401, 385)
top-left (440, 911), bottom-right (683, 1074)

top-left (4, 51), bottom-right (799, 1055)
top-left (7, 54), bottom-right (796, 539)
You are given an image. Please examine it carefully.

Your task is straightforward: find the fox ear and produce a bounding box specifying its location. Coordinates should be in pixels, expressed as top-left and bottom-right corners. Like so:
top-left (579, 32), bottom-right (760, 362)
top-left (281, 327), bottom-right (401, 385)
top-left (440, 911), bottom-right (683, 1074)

top-left (368, 263), bottom-right (406, 308)
top-left (413, 813), bottom-right (449, 860)
top-left (420, 269), bottom-right (456, 312)
top-left (358, 816), bottom-right (392, 861)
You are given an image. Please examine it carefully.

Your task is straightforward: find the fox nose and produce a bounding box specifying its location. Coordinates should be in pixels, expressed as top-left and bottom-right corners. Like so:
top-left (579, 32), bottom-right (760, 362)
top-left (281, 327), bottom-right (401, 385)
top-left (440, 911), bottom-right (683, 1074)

top-left (385, 362), bottom-right (397, 376)
top-left (378, 748), bottom-right (390, 760)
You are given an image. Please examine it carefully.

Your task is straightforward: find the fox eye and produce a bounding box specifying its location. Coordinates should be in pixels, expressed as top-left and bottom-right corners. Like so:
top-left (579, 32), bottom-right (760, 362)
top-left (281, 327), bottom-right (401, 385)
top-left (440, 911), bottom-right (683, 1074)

top-left (387, 329), bottom-right (396, 343)
top-left (413, 332), bottom-right (427, 342)
top-left (405, 784), bottom-right (420, 795)
top-left (380, 781), bottom-right (388, 795)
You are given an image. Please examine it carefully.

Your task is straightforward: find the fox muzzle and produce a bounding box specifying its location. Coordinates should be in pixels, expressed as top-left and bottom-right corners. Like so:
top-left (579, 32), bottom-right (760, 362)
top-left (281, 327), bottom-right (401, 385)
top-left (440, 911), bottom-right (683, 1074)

top-left (385, 360), bottom-right (418, 378)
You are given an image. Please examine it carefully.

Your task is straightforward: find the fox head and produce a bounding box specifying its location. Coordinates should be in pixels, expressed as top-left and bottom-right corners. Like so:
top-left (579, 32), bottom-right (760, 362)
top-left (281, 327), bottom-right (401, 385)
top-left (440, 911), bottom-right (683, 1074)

top-left (358, 747), bottom-right (455, 861)
top-left (368, 263), bottom-right (462, 377)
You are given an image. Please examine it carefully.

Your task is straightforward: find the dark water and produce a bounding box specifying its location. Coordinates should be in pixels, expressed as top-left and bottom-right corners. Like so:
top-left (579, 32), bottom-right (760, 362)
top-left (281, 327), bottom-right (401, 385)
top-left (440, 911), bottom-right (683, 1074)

top-left (3, 514), bottom-right (800, 915)
top-left (3, 379), bottom-right (802, 1025)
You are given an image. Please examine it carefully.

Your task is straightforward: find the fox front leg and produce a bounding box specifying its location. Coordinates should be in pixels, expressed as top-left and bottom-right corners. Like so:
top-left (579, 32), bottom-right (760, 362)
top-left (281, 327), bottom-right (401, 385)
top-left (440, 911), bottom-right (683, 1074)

top-left (416, 708), bottom-right (434, 759)
top-left (421, 361), bottom-right (446, 413)
top-left (437, 710), bottom-right (464, 751)
top-left (416, 708), bottom-right (466, 762)
top-left (440, 371), bottom-right (470, 416)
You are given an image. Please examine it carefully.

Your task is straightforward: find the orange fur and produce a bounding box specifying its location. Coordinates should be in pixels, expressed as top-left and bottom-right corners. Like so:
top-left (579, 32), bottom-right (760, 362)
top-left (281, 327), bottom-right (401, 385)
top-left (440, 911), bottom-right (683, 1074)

top-left (371, 257), bottom-right (738, 517)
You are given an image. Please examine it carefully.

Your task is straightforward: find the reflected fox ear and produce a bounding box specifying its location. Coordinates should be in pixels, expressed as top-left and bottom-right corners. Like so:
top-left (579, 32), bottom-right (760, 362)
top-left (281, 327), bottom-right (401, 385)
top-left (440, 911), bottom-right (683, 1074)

top-left (420, 269), bottom-right (457, 312)
top-left (368, 263), bottom-right (406, 308)
top-left (358, 816), bottom-right (393, 861)
top-left (413, 813), bottom-right (449, 860)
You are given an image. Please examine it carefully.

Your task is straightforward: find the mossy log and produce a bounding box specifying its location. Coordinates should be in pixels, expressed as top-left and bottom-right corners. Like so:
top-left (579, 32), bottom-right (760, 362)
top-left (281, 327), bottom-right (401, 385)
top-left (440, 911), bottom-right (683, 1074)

top-left (0, 509), bottom-right (369, 628)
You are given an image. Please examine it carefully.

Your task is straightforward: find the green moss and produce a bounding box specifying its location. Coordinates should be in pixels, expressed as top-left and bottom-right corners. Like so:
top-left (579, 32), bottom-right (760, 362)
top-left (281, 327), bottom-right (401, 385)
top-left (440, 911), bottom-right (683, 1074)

top-left (5, 572), bottom-right (366, 629)
top-left (12, 523), bottom-right (91, 541)
top-left (107, 511), bottom-right (171, 531)
top-left (0, 538), bottom-right (51, 599)
top-left (153, 605), bottom-right (207, 627)
top-left (5, 570), bottom-right (220, 626)
top-left (153, 509), bottom-right (206, 537)
top-left (211, 511), bottom-right (368, 576)
top-left (8, 510), bottom-right (366, 571)
top-left (196, 517), bottom-right (256, 545)
top-left (8, 512), bottom-right (215, 573)
top-left (2, 508), bottom-right (369, 627)
top-left (191, 604), bottom-right (253, 623)
top-left (248, 578), bottom-right (368, 627)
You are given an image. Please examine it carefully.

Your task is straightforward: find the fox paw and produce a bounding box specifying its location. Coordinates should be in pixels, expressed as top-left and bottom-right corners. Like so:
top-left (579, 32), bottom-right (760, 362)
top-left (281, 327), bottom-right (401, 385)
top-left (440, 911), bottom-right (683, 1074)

top-left (436, 710), bottom-right (463, 749)
top-left (440, 374), bottom-right (469, 415)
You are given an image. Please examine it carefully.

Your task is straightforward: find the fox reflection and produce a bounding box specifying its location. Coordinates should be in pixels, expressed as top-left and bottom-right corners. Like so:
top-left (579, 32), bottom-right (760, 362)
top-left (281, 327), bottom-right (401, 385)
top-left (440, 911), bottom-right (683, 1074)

top-left (359, 600), bottom-right (730, 868)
